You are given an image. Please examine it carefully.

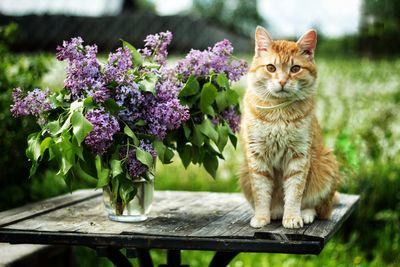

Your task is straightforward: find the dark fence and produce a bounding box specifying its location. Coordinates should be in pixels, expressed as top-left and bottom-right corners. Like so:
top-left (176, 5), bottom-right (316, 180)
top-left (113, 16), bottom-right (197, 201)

top-left (0, 12), bottom-right (252, 53)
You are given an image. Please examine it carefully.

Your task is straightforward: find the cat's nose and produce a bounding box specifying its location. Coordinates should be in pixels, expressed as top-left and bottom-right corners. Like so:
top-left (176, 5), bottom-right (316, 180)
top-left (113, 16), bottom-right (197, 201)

top-left (279, 79), bottom-right (287, 88)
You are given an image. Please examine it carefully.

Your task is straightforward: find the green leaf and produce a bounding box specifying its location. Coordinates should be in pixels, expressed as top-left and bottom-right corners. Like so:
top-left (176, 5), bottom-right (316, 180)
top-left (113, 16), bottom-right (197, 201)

top-left (70, 100), bottom-right (84, 112)
top-left (71, 138), bottom-right (84, 160)
top-left (178, 144), bottom-right (192, 169)
top-left (74, 162), bottom-right (97, 184)
top-left (83, 97), bottom-right (94, 108)
top-left (226, 89), bottom-right (239, 105)
top-left (56, 112), bottom-right (72, 135)
top-left (119, 178), bottom-right (137, 205)
top-left (179, 75), bottom-right (200, 97)
top-left (191, 126), bottom-right (205, 147)
top-left (40, 137), bottom-right (53, 159)
top-left (179, 94), bottom-right (199, 108)
top-left (122, 39), bottom-right (143, 66)
top-left (136, 147), bottom-right (154, 168)
top-left (229, 132), bottom-right (238, 148)
top-left (164, 147), bottom-right (175, 164)
top-left (139, 73), bottom-right (157, 94)
top-left (215, 91), bottom-right (229, 112)
top-left (47, 120), bottom-right (60, 135)
top-left (58, 133), bottom-right (75, 175)
top-left (200, 82), bottom-right (218, 115)
top-left (48, 141), bottom-right (60, 161)
top-left (217, 124), bottom-right (229, 152)
top-left (135, 119), bottom-right (146, 126)
top-left (71, 111), bottom-right (93, 145)
top-left (182, 123), bottom-right (191, 139)
top-left (29, 161), bottom-right (38, 177)
top-left (191, 145), bottom-right (205, 164)
top-left (198, 118), bottom-right (218, 144)
top-left (95, 155), bottom-right (110, 188)
top-left (203, 153), bottom-right (219, 179)
top-left (154, 140), bottom-right (166, 160)
top-left (154, 140), bottom-right (174, 164)
top-left (104, 98), bottom-right (122, 114)
top-left (216, 73), bottom-right (230, 89)
top-left (26, 132), bottom-right (41, 161)
top-left (205, 142), bottom-right (224, 160)
top-left (111, 159), bottom-right (123, 178)
top-left (124, 125), bottom-right (139, 146)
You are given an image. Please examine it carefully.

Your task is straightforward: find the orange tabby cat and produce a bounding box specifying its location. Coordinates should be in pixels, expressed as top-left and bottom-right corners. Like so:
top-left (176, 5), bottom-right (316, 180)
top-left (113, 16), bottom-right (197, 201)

top-left (240, 26), bottom-right (340, 229)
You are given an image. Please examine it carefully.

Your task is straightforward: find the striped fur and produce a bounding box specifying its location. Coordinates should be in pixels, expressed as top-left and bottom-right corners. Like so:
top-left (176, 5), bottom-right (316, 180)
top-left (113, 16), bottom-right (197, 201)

top-left (240, 26), bottom-right (340, 229)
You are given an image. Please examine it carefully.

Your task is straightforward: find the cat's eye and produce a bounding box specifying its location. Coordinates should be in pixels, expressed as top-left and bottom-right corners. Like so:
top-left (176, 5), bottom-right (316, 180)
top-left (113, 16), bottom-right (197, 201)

top-left (266, 64), bottom-right (276, 73)
top-left (290, 65), bottom-right (301, 73)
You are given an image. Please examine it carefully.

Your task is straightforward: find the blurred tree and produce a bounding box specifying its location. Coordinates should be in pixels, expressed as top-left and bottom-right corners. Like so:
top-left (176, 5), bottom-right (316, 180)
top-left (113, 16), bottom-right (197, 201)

top-left (121, 0), bottom-right (155, 13)
top-left (192, 0), bottom-right (266, 36)
top-left (0, 24), bottom-right (55, 210)
top-left (359, 0), bottom-right (400, 55)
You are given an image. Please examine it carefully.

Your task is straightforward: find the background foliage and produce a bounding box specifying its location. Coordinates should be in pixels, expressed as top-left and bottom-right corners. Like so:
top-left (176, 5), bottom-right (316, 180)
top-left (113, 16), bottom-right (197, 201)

top-left (0, 24), bottom-right (68, 210)
top-left (192, 0), bottom-right (266, 36)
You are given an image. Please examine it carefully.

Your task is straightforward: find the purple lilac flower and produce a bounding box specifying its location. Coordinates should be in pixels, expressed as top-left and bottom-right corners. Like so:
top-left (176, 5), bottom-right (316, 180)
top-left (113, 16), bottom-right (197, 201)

top-left (56, 38), bottom-right (103, 100)
top-left (212, 39), bottom-right (234, 56)
top-left (121, 140), bottom-right (156, 178)
top-left (56, 37), bottom-right (84, 61)
top-left (10, 88), bottom-right (52, 117)
top-left (212, 106), bottom-right (241, 133)
top-left (156, 80), bottom-right (181, 101)
top-left (174, 39), bottom-right (248, 82)
top-left (227, 59), bottom-right (248, 82)
top-left (114, 84), bottom-right (144, 122)
top-left (104, 47), bottom-right (133, 84)
top-left (88, 81), bottom-right (110, 104)
top-left (140, 31), bottom-right (173, 65)
top-left (160, 67), bottom-right (180, 84)
top-left (145, 98), bottom-right (190, 139)
top-left (84, 109), bottom-right (120, 155)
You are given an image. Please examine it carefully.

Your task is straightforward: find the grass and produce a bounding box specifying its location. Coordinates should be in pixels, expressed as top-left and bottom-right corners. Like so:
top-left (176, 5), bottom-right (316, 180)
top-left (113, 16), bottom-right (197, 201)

top-left (29, 55), bottom-right (400, 266)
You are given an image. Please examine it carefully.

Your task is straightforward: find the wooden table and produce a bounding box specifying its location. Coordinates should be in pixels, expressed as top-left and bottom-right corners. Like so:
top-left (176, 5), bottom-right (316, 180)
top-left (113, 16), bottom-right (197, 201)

top-left (0, 189), bottom-right (359, 267)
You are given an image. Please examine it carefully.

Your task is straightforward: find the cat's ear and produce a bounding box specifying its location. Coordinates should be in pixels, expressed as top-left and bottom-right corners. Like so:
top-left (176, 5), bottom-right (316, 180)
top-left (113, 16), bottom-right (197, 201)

top-left (297, 30), bottom-right (317, 58)
top-left (255, 26), bottom-right (273, 56)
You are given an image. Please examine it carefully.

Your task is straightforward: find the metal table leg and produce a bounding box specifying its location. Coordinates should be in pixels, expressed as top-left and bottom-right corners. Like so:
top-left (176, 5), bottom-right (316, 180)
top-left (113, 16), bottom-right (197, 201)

top-left (209, 251), bottom-right (239, 267)
top-left (137, 248), bottom-right (154, 267)
top-left (159, 249), bottom-right (189, 267)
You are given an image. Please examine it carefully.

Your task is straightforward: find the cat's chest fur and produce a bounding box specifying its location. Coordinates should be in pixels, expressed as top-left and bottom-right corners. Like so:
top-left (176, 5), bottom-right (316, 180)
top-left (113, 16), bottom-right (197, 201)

top-left (247, 114), bottom-right (312, 167)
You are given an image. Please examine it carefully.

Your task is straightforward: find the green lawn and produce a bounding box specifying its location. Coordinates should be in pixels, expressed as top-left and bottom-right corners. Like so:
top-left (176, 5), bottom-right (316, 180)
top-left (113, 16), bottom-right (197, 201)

top-left (27, 56), bottom-right (400, 266)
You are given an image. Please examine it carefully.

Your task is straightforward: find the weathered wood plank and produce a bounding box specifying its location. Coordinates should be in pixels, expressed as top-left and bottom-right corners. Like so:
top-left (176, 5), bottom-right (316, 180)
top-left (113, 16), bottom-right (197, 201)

top-left (3, 191), bottom-right (245, 237)
top-left (0, 189), bottom-right (100, 227)
top-left (302, 193), bottom-right (360, 242)
top-left (188, 202), bottom-right (253, 237)
top-left (3, 191), bottom-right (358, 248)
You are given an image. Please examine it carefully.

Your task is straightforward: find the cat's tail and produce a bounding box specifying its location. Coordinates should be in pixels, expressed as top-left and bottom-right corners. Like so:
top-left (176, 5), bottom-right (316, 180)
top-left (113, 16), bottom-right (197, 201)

top-left (239, 164), bottom-right (254, 208)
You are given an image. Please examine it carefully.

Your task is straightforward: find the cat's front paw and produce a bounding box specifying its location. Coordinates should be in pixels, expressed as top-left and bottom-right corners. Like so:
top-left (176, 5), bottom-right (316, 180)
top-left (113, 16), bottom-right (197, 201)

top-left (250, 215), bottom-right (271, 228)
top-left (282, 214), bottom-right (304, 229)
top-left (301, 208), bottom-right (316, 224)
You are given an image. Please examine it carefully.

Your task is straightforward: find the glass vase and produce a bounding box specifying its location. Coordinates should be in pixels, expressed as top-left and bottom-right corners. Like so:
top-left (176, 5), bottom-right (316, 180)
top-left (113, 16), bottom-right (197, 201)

top-left (103, 175), bottom-right (154, 222)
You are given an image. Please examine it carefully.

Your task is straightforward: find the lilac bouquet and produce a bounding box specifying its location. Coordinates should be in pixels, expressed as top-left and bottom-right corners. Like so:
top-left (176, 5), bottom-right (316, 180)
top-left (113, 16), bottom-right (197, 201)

top-left (165, 39), bottom-right (247, 177)
top-left (11, 32), bottom-right (247, 215)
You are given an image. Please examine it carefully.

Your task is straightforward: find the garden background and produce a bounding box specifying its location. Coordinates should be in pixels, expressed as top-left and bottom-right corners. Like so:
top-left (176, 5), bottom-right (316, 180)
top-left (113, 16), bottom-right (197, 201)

top-left (0, 0), bottom-right (399, 266)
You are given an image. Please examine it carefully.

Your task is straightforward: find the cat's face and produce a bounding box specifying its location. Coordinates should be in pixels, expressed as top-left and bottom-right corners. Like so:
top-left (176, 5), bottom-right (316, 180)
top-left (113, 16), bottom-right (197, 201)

top-left (249, 26), bottom-right (318, 101)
